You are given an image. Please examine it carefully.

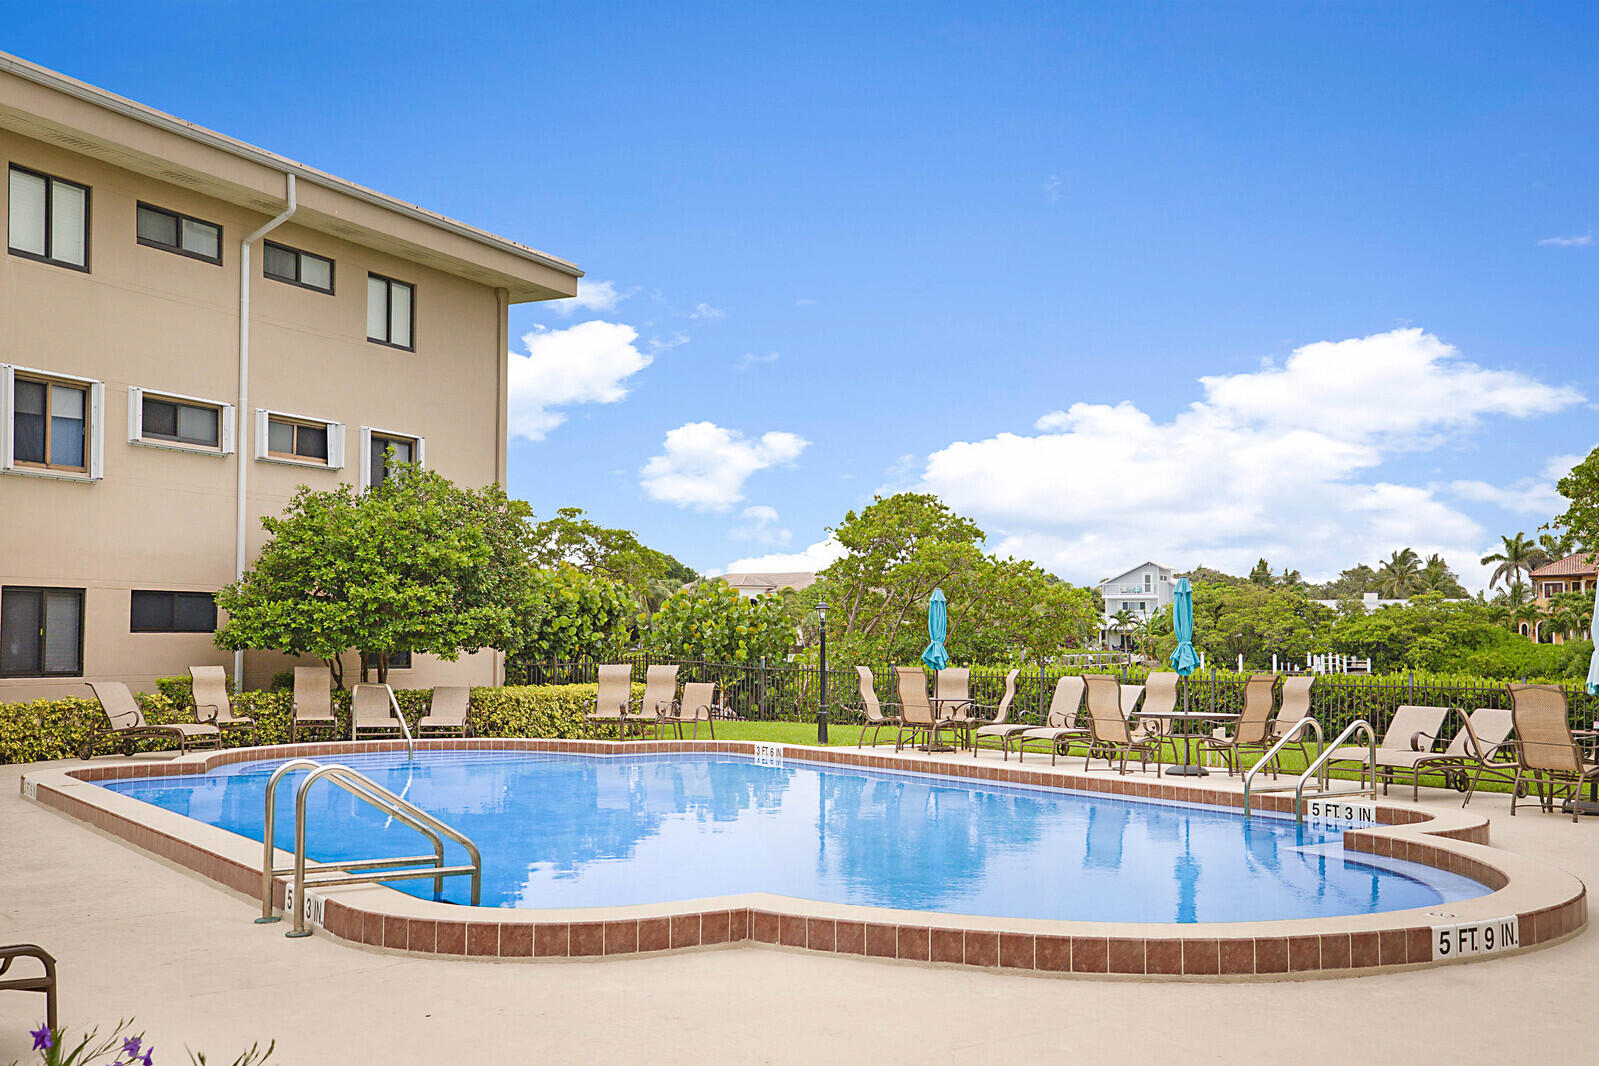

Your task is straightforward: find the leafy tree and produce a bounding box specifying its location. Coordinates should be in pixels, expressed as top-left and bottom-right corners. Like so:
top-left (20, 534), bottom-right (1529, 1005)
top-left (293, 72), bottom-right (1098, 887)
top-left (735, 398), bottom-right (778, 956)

top-left (1248, 558), bottom-right (1274, 586)
top-left (640, 580), bottom-right (793, 663)
top-left (1312, 563), bottom-right (1377, 599)
top-left (511, 565), bottom-right (634, 670)
top-left (1417, 553), bottom-right (1468, 597)
top-left (1180, 565), bottom-right (1248, 587)
top-left (1178, 582), bottom-right (1335, 669)
top-left (1538, 529), bottom-right (1577, 562)
top-left (1480, 532), bottom-right (1543, 591)
top-left (529, 507), bottom-right (697, 615)
top-left (1552, 448), bottom-right (1599, 564)
top-left (215, 465), bottom-right (536, 684)
top-left (1374, 548), bottom-right (1422, 598)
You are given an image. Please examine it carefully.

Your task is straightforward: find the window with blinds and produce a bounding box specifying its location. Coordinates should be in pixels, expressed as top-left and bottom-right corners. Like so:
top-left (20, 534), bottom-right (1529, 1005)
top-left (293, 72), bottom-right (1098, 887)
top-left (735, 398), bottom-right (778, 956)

top-left (367, 273), bottom-right (415, 349)
top-left (0, 587), bottom-right (84, 677)
top-left (8, 165), bottom-right (89, 271)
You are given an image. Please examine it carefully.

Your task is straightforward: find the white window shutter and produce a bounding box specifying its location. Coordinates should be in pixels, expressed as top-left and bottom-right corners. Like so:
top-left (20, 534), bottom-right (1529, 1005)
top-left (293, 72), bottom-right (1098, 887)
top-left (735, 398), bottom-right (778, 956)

top-left (254, 409), bottom-right (269, 460)
top-left (327, 422), bottom-right (345, 470)
top-left (0, 365), bottom-right (13, 471)
top-left (220, 404), bottom-right (236, 455)
top-left (357, 426), bottom-right (373, 489)
top-left (413, 436), bottom-right (425, 468)
top-left (89, 381), bottom-right (105, 480)
top-left (127, 386), bottom-right (143, 442)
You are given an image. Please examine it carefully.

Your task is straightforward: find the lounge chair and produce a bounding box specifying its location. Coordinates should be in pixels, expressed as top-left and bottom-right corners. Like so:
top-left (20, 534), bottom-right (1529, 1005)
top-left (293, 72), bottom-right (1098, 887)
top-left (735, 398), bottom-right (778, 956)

top-left (1198, 674), bottom-right (1278, 776)
top-left (83, 681), bottom-right (220, 759)
top-left (1082, 674), bottom-right (1160, 774)
top-left (0, 944), bottom-right (56, 1032)
top-left (187, 665), bottom-right (255, 744)
top-left (351, 683), bottom-right (406, 740)
top-left (894, 667), bottom-right (960, 752)
top-left (1373, 707), bottom-right (1515, 803)
top-left (934, 667), bottom-right (980, 747)
top-left (1324, 704), bottom-right (1448, 785)
top-left (1009, 675), bottom-right (1089, 764)
top-left (625, 664), bottom-right (680, 738)
top-left (659, 681), bottom-right (719, 739)
top-left (1509, 683), bottom-right (1599, 822)
top-left (856, 666), bottom-right (901, 748)
top-left (289, 666), bottom-right (337, 742)
top-left (418, 686), bottom-right (470, 737)
top-left (970, 669), bottom-right (1024, 758)
top-left (584, 664), bottom-right (634, 736)
top-left (1266, 674), bottom-right (1316, 764)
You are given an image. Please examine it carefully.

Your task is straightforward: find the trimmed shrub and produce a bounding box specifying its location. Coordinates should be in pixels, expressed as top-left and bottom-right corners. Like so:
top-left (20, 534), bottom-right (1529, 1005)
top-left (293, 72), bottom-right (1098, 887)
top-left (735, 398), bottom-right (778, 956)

top-left (0, 683), bottom-right (632, 766)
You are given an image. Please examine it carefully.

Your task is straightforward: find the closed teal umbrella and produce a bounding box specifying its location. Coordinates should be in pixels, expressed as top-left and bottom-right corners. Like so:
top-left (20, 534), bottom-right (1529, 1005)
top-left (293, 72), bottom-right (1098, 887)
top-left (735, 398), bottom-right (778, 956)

top-left (922, 588), bottom-right (949, 671)
top-left (1587, 581), bottom-right (1599, 696)
top-left (1169, 577), bottom-right (1200, 676)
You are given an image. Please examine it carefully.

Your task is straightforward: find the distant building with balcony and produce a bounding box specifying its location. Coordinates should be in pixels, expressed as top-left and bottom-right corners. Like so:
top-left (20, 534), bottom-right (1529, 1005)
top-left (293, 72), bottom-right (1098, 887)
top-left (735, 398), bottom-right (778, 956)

top-left (1524, 552), bottom-right (1598, 644)
top-left (1098, 562), bottom-right (1174, 650)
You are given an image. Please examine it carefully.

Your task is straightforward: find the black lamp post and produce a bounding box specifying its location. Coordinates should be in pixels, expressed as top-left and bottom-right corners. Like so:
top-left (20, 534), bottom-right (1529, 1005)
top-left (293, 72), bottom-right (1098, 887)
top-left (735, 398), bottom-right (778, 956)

top-left (817, 598), bottom-right (829, 744)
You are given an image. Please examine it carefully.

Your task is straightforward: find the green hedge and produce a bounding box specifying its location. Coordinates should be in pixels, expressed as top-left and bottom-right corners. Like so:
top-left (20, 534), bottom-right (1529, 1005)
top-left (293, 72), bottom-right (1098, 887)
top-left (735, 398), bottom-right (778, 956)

top-left (0, 683), bottom-right (634, 766)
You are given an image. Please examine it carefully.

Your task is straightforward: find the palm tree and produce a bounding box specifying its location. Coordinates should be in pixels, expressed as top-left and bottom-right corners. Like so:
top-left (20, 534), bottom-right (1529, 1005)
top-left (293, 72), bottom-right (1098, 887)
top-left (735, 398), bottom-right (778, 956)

top-left (1538, 530), bottom-right (1575, 563)
top-left (1107, 608), bottom-right (1136, 650)
top-left (1417, 553), bottom-right (1455, 594)
top-left (1374, 548), bottom-right (1421, 599)
top-left (1512, 601), bottom-right (1541, 639)
top-left (1481, 532), bottom-right (1541, 591)
top-left (1502, 579), bottom-right (1531, 608)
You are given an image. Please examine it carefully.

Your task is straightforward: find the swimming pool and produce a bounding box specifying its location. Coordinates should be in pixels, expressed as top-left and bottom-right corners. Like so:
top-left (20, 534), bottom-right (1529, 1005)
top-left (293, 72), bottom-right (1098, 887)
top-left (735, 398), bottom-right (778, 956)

top-left (99, 749), bottom-right (1486, 924)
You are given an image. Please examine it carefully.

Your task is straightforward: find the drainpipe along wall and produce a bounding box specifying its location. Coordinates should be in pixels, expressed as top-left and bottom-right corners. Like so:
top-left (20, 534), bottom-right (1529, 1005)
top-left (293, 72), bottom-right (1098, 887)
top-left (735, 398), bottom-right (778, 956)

top-left (233, 174), bottom-right (297, 692)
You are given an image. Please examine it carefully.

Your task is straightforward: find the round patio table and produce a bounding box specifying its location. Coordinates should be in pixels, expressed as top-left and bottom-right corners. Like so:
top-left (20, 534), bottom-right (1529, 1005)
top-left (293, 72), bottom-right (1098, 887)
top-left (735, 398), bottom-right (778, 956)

top-left (924, 696), bottom-right (973, 753)
top-left (1134, 710), bottom-right (1240, 777)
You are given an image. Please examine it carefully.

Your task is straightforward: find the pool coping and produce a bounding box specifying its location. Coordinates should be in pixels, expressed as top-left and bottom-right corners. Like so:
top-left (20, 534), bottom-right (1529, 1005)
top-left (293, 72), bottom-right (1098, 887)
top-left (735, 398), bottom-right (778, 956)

top-left (21, 738), bottom-right (1588, 979)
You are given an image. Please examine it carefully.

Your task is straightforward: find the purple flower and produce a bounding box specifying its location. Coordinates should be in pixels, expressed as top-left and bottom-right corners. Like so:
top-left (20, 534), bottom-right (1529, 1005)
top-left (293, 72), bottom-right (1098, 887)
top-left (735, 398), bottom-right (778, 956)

top-left (31, 1024), bottom-right (53, 1050)
top-left (141, 1046), bottom-right (154, 1065)
top-left (123, 1036), bottom-right (144, 1056)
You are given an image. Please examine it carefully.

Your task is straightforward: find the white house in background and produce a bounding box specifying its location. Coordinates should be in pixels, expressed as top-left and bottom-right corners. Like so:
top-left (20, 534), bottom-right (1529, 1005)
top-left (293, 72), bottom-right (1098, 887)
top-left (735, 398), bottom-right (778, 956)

top-left (1309, 591), bottom-right (1465, 613)
top-left (1098, 562), bottom-right (1175, 649)
top-left (713, 571), bottom-right (818, 600)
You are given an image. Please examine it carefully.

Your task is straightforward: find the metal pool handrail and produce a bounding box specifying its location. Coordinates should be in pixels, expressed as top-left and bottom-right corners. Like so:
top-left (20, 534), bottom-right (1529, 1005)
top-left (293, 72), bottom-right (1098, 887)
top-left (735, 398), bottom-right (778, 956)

top-left (255, 760), bottom-right (482, 936)
top-left (1242, 716), bottom-right (1322, 819)
top-left (1293, 719), bottom-right (1378, 824)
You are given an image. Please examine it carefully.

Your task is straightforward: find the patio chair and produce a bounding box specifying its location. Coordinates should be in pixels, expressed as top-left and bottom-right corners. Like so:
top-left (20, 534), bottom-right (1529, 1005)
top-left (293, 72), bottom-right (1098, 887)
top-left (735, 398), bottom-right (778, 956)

top-left (584, 664), bottom-right (634, 736)
top-left (625, 664), bottom-right (680, 738)
top-left (82, 681), bottom-right (220, 759)
top-left (1198, 674), bottom-right (1278, 776)
top-left (418, 686), bottom-right (470, 737)
top-left (1508, 683), bottom-right (1599, 822)
top-left (289, 665), bottom-right (337, 742)
top-left (856, 666), bottom-right (901, 748)
top-left (1373, 707), bottom-right (1515, 804)
top-left (351, 683), bottom-right (405, 740)
top-left (970, 669), bottom-right (1025, 758)
top-left (1082, 674), bottom-right (1160, 774)
top-left (187, 666), bottom-right (255, 744)
top-left (1266, 674), bottom-right (1316, 765)
top-left (1324, 705), bottom-right (1448, 785)
top-left (1009, 675), bottom-right (1089, 764)
top-left (659, 681), bottom-right (720, 739)
top-left (894, 666), bottom-right (960, 752)
top-left (0, 944), bottom-right (56, 1032)
top-left (934, 667), bottom-right (980, 747)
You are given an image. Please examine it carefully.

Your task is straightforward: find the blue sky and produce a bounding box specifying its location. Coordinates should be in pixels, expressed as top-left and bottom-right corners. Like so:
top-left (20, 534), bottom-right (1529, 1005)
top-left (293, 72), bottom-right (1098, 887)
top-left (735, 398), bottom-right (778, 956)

top-left (12, 2), bottom-right (1597, 588)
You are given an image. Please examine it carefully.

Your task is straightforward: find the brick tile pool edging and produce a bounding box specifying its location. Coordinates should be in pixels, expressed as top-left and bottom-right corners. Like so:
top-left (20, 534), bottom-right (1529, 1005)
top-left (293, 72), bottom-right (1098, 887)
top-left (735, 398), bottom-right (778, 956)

top-left (21, 738), bottom-right (1589, 979)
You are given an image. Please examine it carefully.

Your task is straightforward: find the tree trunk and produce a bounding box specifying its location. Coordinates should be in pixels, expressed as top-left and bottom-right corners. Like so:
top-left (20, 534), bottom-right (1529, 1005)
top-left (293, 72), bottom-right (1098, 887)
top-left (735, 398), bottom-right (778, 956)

top-left (324, 655), bottom-right (345, 691)
top-left (376, 653), bottom-right (389, 685)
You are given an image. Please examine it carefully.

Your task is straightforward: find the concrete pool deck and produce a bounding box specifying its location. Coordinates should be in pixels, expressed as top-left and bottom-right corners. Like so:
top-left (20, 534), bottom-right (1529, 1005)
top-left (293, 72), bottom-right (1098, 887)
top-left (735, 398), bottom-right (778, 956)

top-left (2, 744), bottom-right (1593, 1064)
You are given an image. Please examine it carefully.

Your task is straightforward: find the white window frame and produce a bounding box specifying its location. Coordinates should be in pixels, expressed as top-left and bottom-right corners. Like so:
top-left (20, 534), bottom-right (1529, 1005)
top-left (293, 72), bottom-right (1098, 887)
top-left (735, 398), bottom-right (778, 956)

top-left (358, 425), bottom-right (425, 490)
top-left (0, 363), bottom-right (104, 481)
top-left (128, 387), bottom-right (234, 455)
top-left (254, 409), bottom-right (344, 469)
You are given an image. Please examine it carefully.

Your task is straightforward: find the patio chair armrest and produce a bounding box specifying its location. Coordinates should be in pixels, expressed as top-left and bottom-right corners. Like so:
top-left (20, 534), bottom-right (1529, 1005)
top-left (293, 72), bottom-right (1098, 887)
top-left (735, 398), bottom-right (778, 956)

top-left (192, 700), bottom-right (223, 723)
top-left (1408, 731), bottom-right (1433, 752)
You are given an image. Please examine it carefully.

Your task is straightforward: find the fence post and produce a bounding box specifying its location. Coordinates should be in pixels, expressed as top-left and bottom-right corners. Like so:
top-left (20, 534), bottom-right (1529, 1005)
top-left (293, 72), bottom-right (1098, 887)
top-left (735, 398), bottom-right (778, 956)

top-left (758, 657), bottom-right (767, 721)
top-left (1209, 667), bottom-right (1216, 716)
top-left (1039, 660), bottom-right (1047, 722)
top-left (1407, 670), bottom-right (1414, 705)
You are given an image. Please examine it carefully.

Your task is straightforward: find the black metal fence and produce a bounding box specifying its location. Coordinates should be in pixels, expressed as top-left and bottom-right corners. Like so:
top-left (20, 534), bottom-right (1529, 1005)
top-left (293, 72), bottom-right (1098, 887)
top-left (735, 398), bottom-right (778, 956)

top-left (521, 655), bottom-right (1599, 736)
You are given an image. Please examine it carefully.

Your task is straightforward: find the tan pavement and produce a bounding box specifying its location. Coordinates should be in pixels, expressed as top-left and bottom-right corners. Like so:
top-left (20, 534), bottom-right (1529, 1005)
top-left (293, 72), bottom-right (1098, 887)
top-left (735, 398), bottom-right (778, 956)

top-left (0, 754), bottom-right (1589, 1065)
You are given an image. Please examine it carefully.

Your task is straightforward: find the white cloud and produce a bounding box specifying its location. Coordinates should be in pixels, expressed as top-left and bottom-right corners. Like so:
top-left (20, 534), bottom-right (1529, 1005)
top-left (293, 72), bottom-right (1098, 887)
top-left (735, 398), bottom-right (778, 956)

top-left (1449, 454), bottom-right (1583, 515)
top-left (725, 536), bottom-right (845, 575)
top-left (1043, 175), bottom-right (1062, 203)
top-left (1538, 232), bottom-right (1593, 248)
top-left (795, 298), bottom-right (818, 306)
top-left (689, 302), bottom-right (726, 320)
top-left (735, 351), bottom-right (780, 371)
top-left (915, 328), bottom-right (1583, 591)
top-left (731, 504), bottom-right (792, 546)
top-left (649, 330), bottom-right (690, 352)
top-left (640, 422), bottom-right (809, 512)
top-left (507, 321), bottom-right (652, 441)
top-left (548, 279), bottom-right (631, 316)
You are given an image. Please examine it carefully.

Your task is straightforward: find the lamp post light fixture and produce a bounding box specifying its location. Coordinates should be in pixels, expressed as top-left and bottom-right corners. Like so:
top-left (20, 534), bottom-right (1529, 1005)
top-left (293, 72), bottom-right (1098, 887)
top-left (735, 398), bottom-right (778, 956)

top-left (817, 598), bottom-right (829, 744)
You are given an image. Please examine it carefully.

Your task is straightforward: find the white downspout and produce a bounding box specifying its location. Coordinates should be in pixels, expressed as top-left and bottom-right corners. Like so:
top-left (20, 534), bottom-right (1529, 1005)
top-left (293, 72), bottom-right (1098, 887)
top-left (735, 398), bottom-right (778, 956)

top-left (234, 174), bottom-right (297, 693)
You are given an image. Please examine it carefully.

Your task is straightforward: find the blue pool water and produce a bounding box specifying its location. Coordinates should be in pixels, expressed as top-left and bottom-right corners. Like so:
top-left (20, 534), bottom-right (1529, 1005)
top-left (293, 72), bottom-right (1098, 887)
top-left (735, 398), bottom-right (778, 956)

top-left (100, 750), bottom-right (1486, 923)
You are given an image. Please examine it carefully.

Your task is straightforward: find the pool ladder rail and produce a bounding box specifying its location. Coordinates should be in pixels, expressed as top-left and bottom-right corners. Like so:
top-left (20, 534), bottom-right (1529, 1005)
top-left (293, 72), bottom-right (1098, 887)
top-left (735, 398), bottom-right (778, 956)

top-left (256, 759), bottom-right (482, 938)
top-left (1242, 717), bottom-right (1379, 824)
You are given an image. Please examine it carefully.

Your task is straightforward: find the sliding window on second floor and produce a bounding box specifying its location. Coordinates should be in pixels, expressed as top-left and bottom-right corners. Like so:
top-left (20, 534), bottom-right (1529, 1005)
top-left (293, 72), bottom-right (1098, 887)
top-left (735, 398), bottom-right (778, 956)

top-left (128, 387), bottom-right (235, 453)
top-left (136, 202), bottom-right (222, 264)
top-left (8, 164), bottom-right (89, 271)
top-left (263, 240), bottom-right (334, 293)
top-left (0, 365), bottom-right (105, 479)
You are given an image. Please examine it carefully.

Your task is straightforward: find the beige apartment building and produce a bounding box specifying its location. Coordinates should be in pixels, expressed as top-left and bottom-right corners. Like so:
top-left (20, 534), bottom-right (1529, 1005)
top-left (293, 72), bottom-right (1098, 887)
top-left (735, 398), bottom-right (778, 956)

top-left (0, 53), bottom-right (580, 701)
